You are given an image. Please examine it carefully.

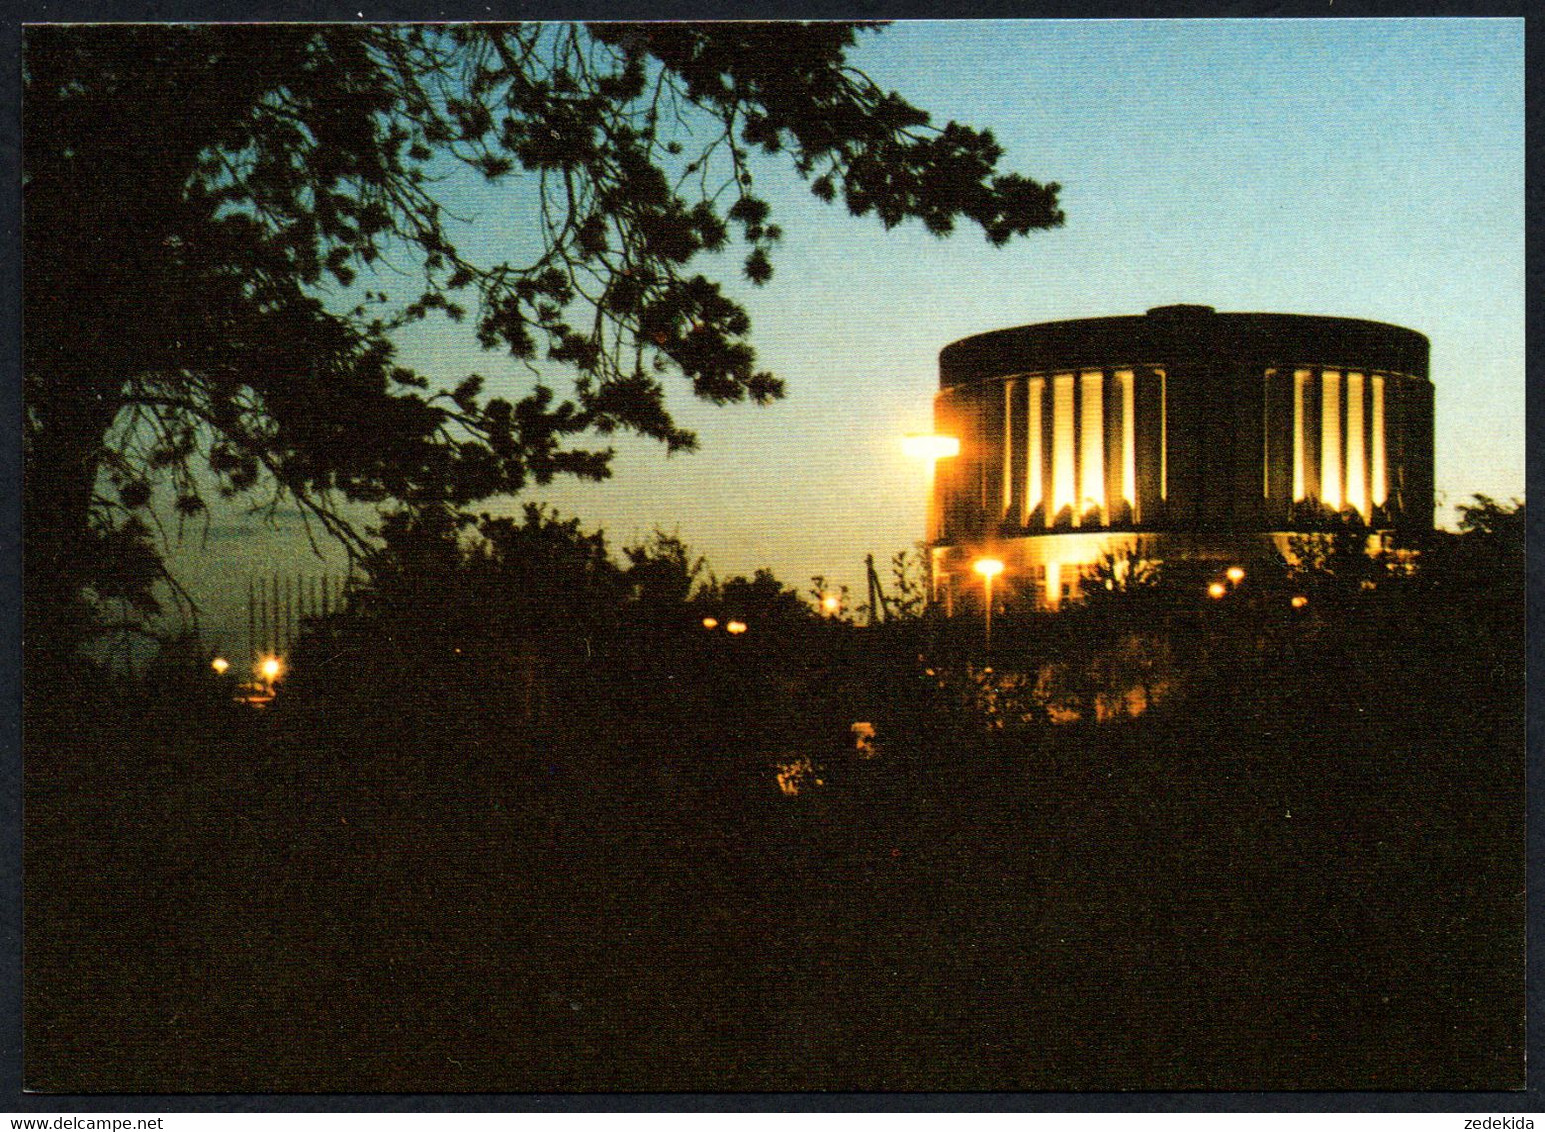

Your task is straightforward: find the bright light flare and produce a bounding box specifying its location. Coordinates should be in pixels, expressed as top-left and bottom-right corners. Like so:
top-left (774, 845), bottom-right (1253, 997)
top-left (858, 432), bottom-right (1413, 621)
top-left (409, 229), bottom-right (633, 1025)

top-left (1226, 566), bottom-right (1246, 584)
top-left (1207, 582), bottom-right (1227, 600)
top-left (725, 620), bottom-right (748, 635)
top-left (701, 617), bottom-right (719, 630)
top-left (1291, 595), bottom-right (1309, 609)
top-left (901, 434), bottom-right (960, 460)
top-left (258, 656), bottom-right (283, 682)
top-left (210, 657), bottom-right (230, 676)
top-left (820, 594), bottom-right (841, 615)
top-left (972, 557), bottom-right (1005, 579)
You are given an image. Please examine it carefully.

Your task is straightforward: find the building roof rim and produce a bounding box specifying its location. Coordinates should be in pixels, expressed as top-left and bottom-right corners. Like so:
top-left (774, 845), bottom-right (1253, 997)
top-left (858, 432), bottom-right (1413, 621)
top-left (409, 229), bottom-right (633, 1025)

top-left (938, 308), bottom-right (1431, 386)
top-left (941, 308), bottom-right (1429, 349)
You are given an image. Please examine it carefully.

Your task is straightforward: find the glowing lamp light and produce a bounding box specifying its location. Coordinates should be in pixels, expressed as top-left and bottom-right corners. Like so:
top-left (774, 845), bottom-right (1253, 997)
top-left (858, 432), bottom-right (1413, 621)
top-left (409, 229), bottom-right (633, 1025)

top-left (210, 657), bottom-right (230, 676)
top-left (725, 620), bottom-right (748, 636)
top-left (820, 594), bottom-right (841, 615)
top-left (701, 617), bottom-right (719, 630)
top-left (1226, 566), bottom-right (1246, 584)
top-left (258, 656), bottom-right (284, 682)
top-left (1291, 595), bottom-right (1309, 609)
top-left (1207, 582), bottom-right (1228, 600)
top-left (902, 434), bottom-right (960, 460)
top-left (972, 558), bottom-right (1006, 653)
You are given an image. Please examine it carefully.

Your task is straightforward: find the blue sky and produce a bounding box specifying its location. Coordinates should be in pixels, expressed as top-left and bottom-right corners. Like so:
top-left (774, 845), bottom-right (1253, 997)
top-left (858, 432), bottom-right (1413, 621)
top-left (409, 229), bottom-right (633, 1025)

top-left (171, 19), bottom-right (1526, 652)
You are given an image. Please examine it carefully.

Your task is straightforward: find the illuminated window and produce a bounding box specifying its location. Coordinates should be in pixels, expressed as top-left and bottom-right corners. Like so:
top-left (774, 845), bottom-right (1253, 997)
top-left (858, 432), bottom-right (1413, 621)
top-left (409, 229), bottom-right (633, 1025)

top-left (1371, 375), bottom-right (1387, 507)
top-left (1292, 368), bottom-right (1311, 502)
top-left (1080, 370), bottom-right (1104, 524)
top-left (1052, 374), bottom-right (1076, 522)
top-left (1157, 368), bottom-right (1168, 500)
top-left (1117, 369), bottom-right (1136, 509)
top-left (1321, 370), bottom-right (1342, 511)
top-left (1027, 377), bottom-right (1045, 525)
top-left (1346, 372), bottom-right (1366, 519)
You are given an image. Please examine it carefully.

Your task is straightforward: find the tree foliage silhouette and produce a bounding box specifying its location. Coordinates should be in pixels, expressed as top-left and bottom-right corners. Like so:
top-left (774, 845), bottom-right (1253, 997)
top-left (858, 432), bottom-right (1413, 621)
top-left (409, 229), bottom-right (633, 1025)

top-left (702, 567), bottom-right (811, 628)
top-left (351, 503), bottom-right (625, 652)
top-left (23, 22), bottom-right (1064, 663)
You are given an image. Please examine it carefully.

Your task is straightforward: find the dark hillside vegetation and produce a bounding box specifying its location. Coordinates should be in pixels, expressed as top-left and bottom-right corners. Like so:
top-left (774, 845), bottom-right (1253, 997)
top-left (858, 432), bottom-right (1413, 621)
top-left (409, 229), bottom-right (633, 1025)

top-left (24, 504), bottom-right (1523, 1091)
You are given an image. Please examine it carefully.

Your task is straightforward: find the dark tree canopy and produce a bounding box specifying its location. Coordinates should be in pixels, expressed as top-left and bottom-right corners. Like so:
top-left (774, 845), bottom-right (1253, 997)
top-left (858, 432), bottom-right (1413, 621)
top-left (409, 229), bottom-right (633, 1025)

top-left (23, 21), bottom-right (1064, 662)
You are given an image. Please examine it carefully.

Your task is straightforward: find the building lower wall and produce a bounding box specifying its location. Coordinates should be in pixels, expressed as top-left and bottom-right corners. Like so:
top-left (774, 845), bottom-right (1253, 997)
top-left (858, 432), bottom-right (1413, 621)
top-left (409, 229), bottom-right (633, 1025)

top-left (933, 530), bottom-right (1285, 612)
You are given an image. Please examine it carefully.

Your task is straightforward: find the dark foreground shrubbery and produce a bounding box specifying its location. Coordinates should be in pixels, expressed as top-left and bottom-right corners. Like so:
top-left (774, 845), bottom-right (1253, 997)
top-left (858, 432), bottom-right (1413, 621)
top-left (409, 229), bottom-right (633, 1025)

top-left (24, 506), bottom-right (1524, 1091)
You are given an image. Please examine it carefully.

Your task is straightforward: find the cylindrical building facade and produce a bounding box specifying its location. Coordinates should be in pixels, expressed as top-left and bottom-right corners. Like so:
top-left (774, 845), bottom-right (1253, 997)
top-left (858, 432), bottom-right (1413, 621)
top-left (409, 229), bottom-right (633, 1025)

top-left (931, 305), bottom-right (1434, 608)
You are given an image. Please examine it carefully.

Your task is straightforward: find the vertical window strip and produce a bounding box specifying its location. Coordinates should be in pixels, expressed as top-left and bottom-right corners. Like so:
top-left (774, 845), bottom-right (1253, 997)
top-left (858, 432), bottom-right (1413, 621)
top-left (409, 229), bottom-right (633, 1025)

top-left (1052, 374), bottom-right (1076, 522)
top-left (1158, 369), bottom-right (1168, 501)
top-left (1292, 369), bottom-right (1309, 502)
top-left (1321, 370), bottom-right (1342, 511)
top-left (1027, 377), bottom-right (1044, 526)
top-left (1080, 371), bottom-right (1104, 524)
top-left (1371, 375), bottom-right (1387, 507)
top-left (1118, 369), bottom-right (1136, 508)
top-left (1346, 372), bottom-right (1366, 519)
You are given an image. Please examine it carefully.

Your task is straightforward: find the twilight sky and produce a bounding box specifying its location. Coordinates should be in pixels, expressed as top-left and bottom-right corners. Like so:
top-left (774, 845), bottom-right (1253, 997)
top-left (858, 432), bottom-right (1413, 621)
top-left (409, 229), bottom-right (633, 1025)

top-left (171, 18), bottom-right (1525, 654)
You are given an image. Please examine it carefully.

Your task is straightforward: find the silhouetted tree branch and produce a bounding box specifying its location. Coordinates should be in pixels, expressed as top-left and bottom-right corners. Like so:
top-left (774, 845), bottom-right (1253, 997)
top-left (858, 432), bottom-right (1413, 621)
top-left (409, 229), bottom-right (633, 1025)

top-left (23, 22), bottom-right (1064, 664)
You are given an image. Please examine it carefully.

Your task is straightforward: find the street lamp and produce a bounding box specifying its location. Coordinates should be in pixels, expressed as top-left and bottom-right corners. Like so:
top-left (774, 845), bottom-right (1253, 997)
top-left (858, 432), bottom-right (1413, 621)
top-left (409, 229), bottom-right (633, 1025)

top-left (820, 593), bottom-right (841, 617)
top-left (1207, 582), bottom-right (1227, 600)
top-left (210, 656), bottom-right (230, 676)
top-left (1226, 566), bottom-right (1246, 584)
top-left (973, 557), bottom-right (1005, 653)
top-left (258, 655), bottom-right (283, 692)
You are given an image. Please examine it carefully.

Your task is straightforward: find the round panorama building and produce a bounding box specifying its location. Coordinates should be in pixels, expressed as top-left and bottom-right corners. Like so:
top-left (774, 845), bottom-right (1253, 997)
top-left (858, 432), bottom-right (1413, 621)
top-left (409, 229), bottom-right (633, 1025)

top-left (929, 305), bottom-right (1434, 609)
